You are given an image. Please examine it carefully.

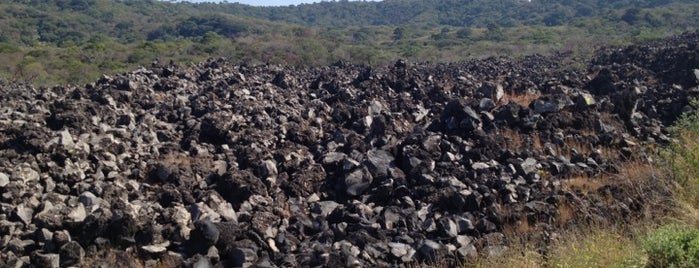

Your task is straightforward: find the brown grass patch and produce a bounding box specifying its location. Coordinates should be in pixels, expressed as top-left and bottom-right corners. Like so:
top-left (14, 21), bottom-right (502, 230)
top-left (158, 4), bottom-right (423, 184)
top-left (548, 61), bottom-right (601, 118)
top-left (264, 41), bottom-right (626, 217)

top-left (501, 128), bottom-right (524, 150)
top-left (500, 129), bottom-right (544, 152)
top-left (502, 90), bottom-right (541, 107)
top-left (556, 202), bottom-right (576, 225)
top-left (562, 175), bottom-right (608, 195)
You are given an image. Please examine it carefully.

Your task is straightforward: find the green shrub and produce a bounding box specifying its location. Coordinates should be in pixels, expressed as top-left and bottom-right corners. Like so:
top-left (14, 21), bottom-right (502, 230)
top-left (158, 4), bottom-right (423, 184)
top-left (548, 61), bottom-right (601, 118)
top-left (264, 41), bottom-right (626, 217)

top-left (643, 224), bottom-right (699, 268)
top-left (663, 100), bottom-right (699, 206)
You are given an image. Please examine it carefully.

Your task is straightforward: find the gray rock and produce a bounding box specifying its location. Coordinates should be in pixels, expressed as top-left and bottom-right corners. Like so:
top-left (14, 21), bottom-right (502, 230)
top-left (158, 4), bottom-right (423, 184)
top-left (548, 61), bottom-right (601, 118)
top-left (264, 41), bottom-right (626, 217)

top-left (322, 152), bottom-right (346, 165)
top-left (439, 218), bottom-right (458, 238)
top-left (36, 228), bottom-right (54, 243)
top-left (259, 160), bottom-right (278, 179)
top-left (532, 99), bottom-right (561, 113)
top-left (67, 203), bottom-right (87, 222)
top-left (368, 100), bottom-right (384, 116)
top-left (59, 241), bottom-right (84, 266)
top-left (463, 106), bottom-right (481, 121)
top-left (313, 201), bottom-right (341, 217)
top-left (59, 130), bottom-right (75, 149)
top-left (456, 217), bottom-right (475, 234)
top-left (193, 255), bottom-right (213, 268)
top-left (476, 218), bottom-right (497, 233)
top-left (518, 157), bottom-right (538, 175)
top-left (14, 204), bottom-right (33, 225)
top-left (418, 240), bottom-right (442, 262)
top-left (0, 172), bottom-right (9, 188)
top-left (381, 207), bottom-right (401, 229)
top-left (471, 162), bottom-right (490, 170)
top-left (388, 242), bottom-right (411, 258)
top-left (575, 92), bottom-right (596, 107)
top-left (457, 244), bottom-right (478, 259)
top-left (13, 165), bottom-right (39, 183)
top-left (32, 252), bottom-right (60, 268)
top-left (78, 191), bottom-right (101, 208)
top-left (480, 82), bottom-right (504, 101)
top-left (53, 230), bottom-right (71, 247)
top-left (479, 98), bottom-right (496, 111)
top-left (694, 69), bottom-right (699, 84)
top-left (141, 244), bottom-right (168, 254)
top-left (229, 247), bottom-right (258, 268)
top-left (366, 149), bottom-right (394, 179)
top-left (456, 235), bottom-right (474, 248)
top-left (342, 167), bottom-right (373, 196)
top-left (195, 220), bottom-right (220, 245)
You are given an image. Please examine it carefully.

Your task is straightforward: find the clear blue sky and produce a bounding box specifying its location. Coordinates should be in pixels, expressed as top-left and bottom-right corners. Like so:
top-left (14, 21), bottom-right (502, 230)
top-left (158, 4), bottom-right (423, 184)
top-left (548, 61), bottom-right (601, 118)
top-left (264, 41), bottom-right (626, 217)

top-left (186, 0), bottom-right (379, 7)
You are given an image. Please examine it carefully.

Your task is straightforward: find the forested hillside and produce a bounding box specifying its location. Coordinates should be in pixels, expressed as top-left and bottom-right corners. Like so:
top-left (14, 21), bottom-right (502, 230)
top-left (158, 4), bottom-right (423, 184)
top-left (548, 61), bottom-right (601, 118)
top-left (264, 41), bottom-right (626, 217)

top-left (1, 0), bottom-right (698, 85)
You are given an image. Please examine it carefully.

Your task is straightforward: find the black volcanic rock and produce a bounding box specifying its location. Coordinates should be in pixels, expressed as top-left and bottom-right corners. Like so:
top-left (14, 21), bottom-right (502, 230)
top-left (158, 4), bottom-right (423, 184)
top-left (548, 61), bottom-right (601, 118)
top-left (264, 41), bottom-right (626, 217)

top-left (0, 32), bottom-right (698, 266)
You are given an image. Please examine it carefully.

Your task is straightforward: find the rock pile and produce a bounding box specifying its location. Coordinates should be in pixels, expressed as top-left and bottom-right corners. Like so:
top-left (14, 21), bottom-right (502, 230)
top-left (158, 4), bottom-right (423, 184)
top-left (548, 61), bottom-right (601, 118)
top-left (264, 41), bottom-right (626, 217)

top-left (0, 32), bottom-right (698, 267)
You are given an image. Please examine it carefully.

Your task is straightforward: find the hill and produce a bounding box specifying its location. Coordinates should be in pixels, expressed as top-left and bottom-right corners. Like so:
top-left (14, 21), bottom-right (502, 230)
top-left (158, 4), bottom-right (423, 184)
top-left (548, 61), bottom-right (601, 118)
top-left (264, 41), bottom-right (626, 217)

top-left (0, 0), bottom-right (698, 85)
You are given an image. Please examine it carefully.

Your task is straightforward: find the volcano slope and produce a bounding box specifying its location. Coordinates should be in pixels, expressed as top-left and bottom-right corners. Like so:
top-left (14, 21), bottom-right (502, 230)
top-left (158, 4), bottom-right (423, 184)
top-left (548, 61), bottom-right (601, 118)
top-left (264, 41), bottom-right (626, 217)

top-left (0, 32), bottom-right (698, 267)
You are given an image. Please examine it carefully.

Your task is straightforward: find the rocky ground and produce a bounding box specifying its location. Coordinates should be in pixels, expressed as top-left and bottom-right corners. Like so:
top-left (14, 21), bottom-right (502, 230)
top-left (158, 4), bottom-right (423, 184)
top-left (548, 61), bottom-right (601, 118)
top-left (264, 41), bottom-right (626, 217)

top-left (0, 32), bottom-right (698, 267)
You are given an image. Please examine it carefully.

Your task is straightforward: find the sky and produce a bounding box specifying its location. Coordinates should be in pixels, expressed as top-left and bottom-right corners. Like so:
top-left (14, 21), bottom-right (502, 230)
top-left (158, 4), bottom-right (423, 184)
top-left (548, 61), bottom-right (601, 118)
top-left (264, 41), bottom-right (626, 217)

top-left (188, 0), bottom-right (380, 7)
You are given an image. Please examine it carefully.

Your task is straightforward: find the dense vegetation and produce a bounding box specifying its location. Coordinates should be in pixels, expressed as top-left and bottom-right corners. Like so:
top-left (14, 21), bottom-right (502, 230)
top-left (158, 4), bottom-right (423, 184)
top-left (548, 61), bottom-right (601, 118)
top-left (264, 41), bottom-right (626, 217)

top-left (0, 0), bottom-right (698, 85)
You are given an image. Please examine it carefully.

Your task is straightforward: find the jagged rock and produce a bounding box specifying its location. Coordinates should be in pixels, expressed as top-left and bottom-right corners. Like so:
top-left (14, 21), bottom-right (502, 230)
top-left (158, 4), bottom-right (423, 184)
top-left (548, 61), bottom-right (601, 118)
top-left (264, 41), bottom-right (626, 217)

top-left (59, 241), bottom-right (84, 266)
top-left (229, 247), bottom-right (258, 268)
top-left (0, 172), bottom-right (9, 188)
top-left (32, 252), bottom-right (60, 268)
top-left (13, 204), bottom-right (33, 225)
top-left (341, 167), bottom-right (373, 196)
top-left (418, 240), bottom-right (442, 262)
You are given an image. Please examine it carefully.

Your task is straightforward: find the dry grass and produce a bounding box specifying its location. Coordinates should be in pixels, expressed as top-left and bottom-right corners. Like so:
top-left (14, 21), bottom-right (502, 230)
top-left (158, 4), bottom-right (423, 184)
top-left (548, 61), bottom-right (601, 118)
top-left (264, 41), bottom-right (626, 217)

top-left (499, 129), bottom-right (544, 152)
top-left (500, 128), bottom-right (524, 150)
top-left (547, 228), bottom-right (648, 268)
top-left (561, 175), bottom-right (608, 195)
top-left (502, 90), bottom-right (541, 107)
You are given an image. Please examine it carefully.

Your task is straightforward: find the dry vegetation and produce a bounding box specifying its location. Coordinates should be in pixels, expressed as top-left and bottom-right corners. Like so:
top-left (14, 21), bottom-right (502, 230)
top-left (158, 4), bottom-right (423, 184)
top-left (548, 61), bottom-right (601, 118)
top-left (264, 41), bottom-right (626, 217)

top-left (461, 121), bottom-right (691, 268)
top-left (502, 90), bottom-right (542, 107)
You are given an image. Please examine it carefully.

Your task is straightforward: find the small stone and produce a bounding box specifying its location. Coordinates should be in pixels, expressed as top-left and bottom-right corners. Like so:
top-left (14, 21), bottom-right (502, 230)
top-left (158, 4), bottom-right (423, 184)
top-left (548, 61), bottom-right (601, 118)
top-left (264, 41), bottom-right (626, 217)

top-left (471, 162), bottom-right (490, 170)
top-left (389, 242), bottom-right (410, 258)
top-left (418, 240), bottom-right (442, 262)
top-left (259, 160), bottom-right (278, 179)
top-left (192, 255), bottom-right (213, 268)
top-left (60, 130), bottom-right (75, 149)
top-left (313, 201), bottom-right (341, 217)
top-left (0, 173), bottom-right (9, 187)
top-left (195, 220), bottom-right (220, 245)
top-left (14, 166), bottom-right (39, 183)
top-left (78, 191), bottom-right (101, 208)
top-left (342, 167), bottom-right (373, 196)
top-left (32, 252), bottom-right (59, 268)
top-left (14, 204), bottom-right (34, 225)
top-left (518, 157), bottom-right (538, 175)
top-left (575, 92), bottom-right (596, 107)
top-left (142, 244), bottom-right (168, 254)
top-left (207, 246), bottom-right (219, 262)
top-left (53, 230), bottom-right (71, 247)
top-left (366, 149), bottom-right (394, 179)
top-left (229, 247), bottom-right (258, 268)
top-left (67, 203), bottom-right (87, 222)
top-left (457, 244), bottom-right (478, 259)
top-left (59, 241), bottom-right (84, 266)
top-left (439, 218), bottom-right (458, 238)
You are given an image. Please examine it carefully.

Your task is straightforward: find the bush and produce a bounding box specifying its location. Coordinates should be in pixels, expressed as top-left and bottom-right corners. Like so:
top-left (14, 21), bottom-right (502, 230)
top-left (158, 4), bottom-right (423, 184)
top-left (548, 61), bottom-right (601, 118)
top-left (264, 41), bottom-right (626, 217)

top-left (643, 224), bottom-right (699, 268)
top-left (663, 100), bottom-right (699, 206)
